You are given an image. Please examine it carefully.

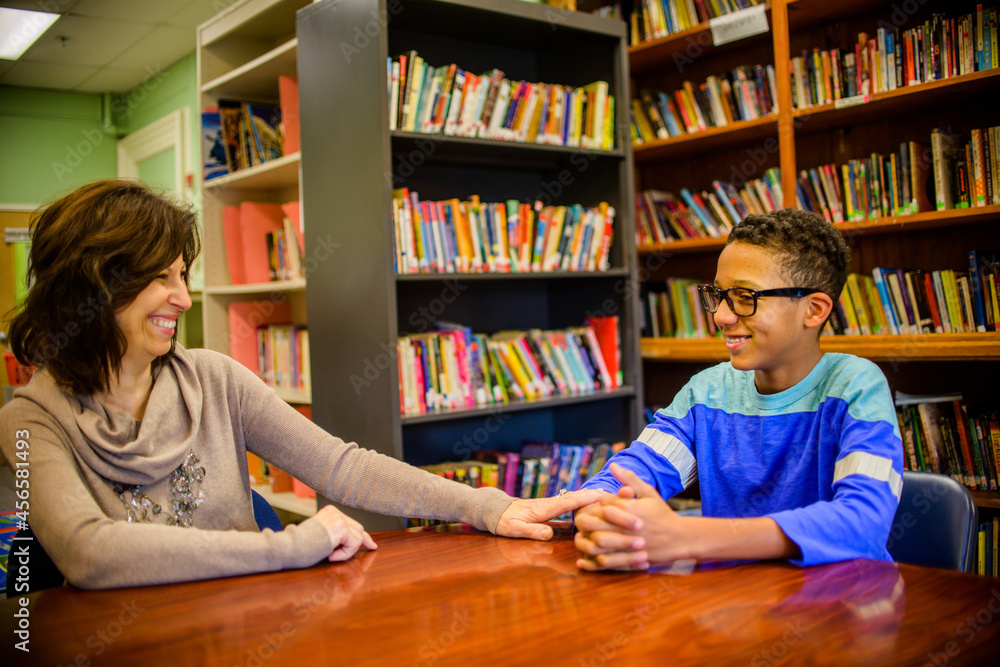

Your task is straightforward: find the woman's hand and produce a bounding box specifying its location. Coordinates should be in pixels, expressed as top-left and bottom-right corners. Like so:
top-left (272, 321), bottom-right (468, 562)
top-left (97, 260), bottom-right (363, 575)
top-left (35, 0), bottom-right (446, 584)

top-left (496, 489), bottom-right (604, 540)
top-left (313, 505), bottom-right (378, 562)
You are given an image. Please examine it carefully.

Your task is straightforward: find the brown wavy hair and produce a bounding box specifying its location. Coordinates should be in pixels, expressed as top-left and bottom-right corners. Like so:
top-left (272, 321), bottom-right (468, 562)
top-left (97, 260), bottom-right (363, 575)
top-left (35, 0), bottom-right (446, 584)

top-left (6, 179), bottom-right (200, 395)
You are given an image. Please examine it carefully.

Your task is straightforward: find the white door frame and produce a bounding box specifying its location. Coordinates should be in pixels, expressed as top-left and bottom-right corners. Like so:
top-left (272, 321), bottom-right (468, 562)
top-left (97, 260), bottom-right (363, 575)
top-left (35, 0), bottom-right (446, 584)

top-left (116, 108), bottom-right (191, 201)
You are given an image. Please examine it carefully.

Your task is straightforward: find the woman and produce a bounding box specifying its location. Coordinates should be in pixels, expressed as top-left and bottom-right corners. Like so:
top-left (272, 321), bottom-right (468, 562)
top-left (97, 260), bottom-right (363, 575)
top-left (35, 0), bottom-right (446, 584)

top-left (0, 179), bottom-right (597, 589)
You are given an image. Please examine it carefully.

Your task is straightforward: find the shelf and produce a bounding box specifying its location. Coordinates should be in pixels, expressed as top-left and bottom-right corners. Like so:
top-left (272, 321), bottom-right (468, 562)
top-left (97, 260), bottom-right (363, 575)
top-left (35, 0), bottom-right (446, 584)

top-left (273, 386), bottom-right (311, 404)
top-left (642, 333), bottom-right (1000, 363)
top-left (401, 386), bottom-right (637, 425)
top-left (636, 205), bottom-right (1000, 255)
top-left (391, 130), bottom-right (624, 168)
top-left (203, 277), bottom-right (306, 296)
top-left (791, 69), bottom-right (1000, 132)
top-left (396, 268), bottom-right (631, 282)
top-left (628, 2), bottom-right (774, 76)
top-left (251, 483), bottom-right (316, 517)
top-left (971, 490), bottom-right (1000, 511)
top-left (632, 115), bottom-right (778, 164)
top-left (203, 152), bottom-right (300, 190)
top-left (200, 0), bottom-right (303, 47)
top-left (201, 38), bottom-right (297, 98)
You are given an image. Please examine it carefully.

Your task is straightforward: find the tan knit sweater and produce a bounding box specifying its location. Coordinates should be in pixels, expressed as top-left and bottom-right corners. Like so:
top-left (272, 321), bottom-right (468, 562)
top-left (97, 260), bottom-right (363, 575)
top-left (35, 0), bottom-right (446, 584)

top-left (0, 345), bottom-right (513, 589)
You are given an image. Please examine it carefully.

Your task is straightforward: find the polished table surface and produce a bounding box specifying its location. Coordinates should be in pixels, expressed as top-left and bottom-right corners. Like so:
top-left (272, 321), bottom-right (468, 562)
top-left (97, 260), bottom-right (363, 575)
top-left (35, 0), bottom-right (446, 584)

top-left (3, 524), bottom-right (999, 666)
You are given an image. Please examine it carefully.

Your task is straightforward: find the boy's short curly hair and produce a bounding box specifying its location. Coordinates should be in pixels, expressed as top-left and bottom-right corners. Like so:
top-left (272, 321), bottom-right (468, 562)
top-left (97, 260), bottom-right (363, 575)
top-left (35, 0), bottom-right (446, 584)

top-left (726, 208), bottom-right (850, 301)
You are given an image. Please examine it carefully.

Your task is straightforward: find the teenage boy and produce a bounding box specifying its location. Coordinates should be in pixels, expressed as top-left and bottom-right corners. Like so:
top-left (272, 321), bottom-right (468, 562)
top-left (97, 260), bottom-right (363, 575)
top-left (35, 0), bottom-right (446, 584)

top-left (575, 208), bottom-right (903, 571)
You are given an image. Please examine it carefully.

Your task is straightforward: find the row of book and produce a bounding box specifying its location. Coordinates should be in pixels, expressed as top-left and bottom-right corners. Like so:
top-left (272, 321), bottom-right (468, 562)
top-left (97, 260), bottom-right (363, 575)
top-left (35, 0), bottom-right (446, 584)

top-left (895, 392), bottom-right (1000, 492)
top-left (641, 254), bottom-right (999, 340)
top-left (391, 189), bottom-right (616, 275)
top-left (643, 278), bottom-right (718, 339)
top-left (795, 142), bottom-right (932, 223)
top-left (793, 127), bottom-right (998, 226)
top-left (625, 0), bottom-right (763, 46)
top-left (634, 167), bottom-right (784, 245)
top-left (414, 440), bottom-right (628, 506)
top-left (201, 75), bottom-right (300, 180)
top-left (933, 126), bottom-right (1000, 210)
top-left (832, 257), bottom-right (998, 338)
top-left (256, 324), bottom-right (311, 395)
top-left (791, 8), bottom-right (998, 109)
top-left (398, 317), bottom-right (621, 416)
top-left (630, 64), bottom-right (778, 144)
top-left (221, 200), bottom-right (303, 285)
top-left (388, 51), bottom-right (615, 149)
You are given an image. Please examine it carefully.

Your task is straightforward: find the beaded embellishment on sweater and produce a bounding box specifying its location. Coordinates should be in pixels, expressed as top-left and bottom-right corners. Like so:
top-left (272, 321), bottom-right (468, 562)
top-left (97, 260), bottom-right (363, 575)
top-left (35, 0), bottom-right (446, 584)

top-left (112, 452), bottom-right (207, 527)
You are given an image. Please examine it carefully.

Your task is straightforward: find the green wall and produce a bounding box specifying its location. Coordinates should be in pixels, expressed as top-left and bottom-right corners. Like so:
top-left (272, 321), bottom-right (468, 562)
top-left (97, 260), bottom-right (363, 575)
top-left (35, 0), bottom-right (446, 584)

top-left (0, 86), bottom-right (118, 206)
top-left (0, 52), bottom-right (200, 208)
top-left (113, 51), bottom-right (200, 199)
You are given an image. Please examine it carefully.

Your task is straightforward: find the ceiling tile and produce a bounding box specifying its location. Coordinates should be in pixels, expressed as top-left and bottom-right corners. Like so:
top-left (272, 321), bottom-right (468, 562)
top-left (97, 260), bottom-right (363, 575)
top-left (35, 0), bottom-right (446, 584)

top-left (106, 24), bottom-right (193, 72)
top-left (164, 0), bottom-right (224, 28)
top-left (68, 0), bottom-right (187, 24)
top-left (20, 14), bottom-right (151, 67)
top-left (74, 65), bottom-right (149, 93)
top-left (0, 59), bottom-right (99, 90)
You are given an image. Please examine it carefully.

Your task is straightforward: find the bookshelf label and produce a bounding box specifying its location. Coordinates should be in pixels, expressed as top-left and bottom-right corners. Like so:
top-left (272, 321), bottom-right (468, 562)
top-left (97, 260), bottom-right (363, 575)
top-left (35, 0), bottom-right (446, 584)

top-left (834, 95), bottom-right (870, 109)
top-left (710, 5), bottom-right (768, 46)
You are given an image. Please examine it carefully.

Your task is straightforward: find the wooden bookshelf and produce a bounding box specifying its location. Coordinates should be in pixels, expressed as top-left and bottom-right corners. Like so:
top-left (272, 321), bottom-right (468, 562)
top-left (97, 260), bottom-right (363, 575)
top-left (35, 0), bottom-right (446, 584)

top-left (298, 0), bottom-right (644, 529)
top-left (197, 0), bottom-right (312, 402)
top-left (637, 205), bottom-right (1000, 254)
top-left (642, 333), bottom-right (1000, 362)
top-left (625, 0), bottom-right (1000, 539)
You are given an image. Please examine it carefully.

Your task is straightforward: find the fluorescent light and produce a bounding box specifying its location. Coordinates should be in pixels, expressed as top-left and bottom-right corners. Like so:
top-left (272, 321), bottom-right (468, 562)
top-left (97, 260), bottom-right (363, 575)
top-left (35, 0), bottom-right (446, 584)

top-left (0, 8), bottom-right (59, 60)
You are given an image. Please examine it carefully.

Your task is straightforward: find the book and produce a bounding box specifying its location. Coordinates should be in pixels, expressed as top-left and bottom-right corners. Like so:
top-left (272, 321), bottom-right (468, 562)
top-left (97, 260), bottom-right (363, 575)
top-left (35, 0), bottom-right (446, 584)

top-left (227, 300), bottom-right (292, 374)
top-left (278, 75), bottom-right (300, 155)
top-left (201, 110), bottom-right (229, 180)
top-left (239, 202), bottom-right (287, 284)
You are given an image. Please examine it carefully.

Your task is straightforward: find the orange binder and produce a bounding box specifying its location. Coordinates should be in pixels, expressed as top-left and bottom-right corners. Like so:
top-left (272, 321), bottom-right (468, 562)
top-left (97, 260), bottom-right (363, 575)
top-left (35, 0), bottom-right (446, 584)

top-left (239, 202), bottom-right (285, 284)
top-left (279, 75), bottom-right (300, 155)
top-left (584, 315), bottom-right (621, 387)
top-left (223, 205), bottom-right (246, 284)
top-left (227, 300), bottom-right (291, 374)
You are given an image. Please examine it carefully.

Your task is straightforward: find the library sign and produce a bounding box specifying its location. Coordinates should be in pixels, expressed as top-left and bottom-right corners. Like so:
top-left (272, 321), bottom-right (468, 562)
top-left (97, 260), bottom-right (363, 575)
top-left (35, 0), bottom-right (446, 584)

top-left (710, 5), bottom-right (769, 47)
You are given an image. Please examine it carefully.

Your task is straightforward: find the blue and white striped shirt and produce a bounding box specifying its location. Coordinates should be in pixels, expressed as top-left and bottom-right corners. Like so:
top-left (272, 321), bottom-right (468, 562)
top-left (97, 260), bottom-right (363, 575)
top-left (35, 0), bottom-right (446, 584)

top-left (582, 353), bottom-right (903, 566)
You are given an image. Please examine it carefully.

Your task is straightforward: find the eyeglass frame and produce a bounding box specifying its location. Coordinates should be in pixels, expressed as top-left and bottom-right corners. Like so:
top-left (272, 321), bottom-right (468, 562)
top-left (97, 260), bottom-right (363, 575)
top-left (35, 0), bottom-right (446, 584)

top-left (697, 284), bottom-right (824, 317)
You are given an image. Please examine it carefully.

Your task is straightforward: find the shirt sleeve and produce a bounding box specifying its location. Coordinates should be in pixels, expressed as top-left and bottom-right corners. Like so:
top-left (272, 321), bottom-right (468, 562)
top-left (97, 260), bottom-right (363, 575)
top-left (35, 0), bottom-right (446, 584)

top-left (581, 384), bottom-right (699, 501)
top-left (0, 404), bottom-right (334, 590)
top-left (234, 363), bottom-right (514, 534)
top-left (768, 367), bottom-right (904, 566)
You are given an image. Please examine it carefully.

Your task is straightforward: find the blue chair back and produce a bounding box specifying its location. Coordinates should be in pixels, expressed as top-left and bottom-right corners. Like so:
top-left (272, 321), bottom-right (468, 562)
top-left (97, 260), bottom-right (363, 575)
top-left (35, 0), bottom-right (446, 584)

top-left (887, 470), bottom-right (978, 573)
top-left (251, 489), bottom-right (283, 532)
top-left (4, 524), bottom-right (65, 596)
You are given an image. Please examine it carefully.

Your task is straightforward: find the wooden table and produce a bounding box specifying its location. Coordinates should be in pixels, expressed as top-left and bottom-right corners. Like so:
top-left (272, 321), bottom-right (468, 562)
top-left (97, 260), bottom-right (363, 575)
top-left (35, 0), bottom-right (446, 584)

top-left (2, 524), bottom-right (999, 666)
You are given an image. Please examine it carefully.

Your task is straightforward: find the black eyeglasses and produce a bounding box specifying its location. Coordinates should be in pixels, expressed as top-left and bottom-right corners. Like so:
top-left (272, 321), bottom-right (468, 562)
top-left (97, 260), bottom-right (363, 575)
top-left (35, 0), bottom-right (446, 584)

top-left (697, 284), bottom-right (823, 317)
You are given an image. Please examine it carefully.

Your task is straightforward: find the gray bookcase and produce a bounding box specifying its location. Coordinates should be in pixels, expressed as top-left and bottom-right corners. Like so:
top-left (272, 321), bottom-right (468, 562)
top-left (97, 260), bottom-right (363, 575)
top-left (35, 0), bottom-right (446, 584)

top-left (298, 0), bottom-right (643, 530)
